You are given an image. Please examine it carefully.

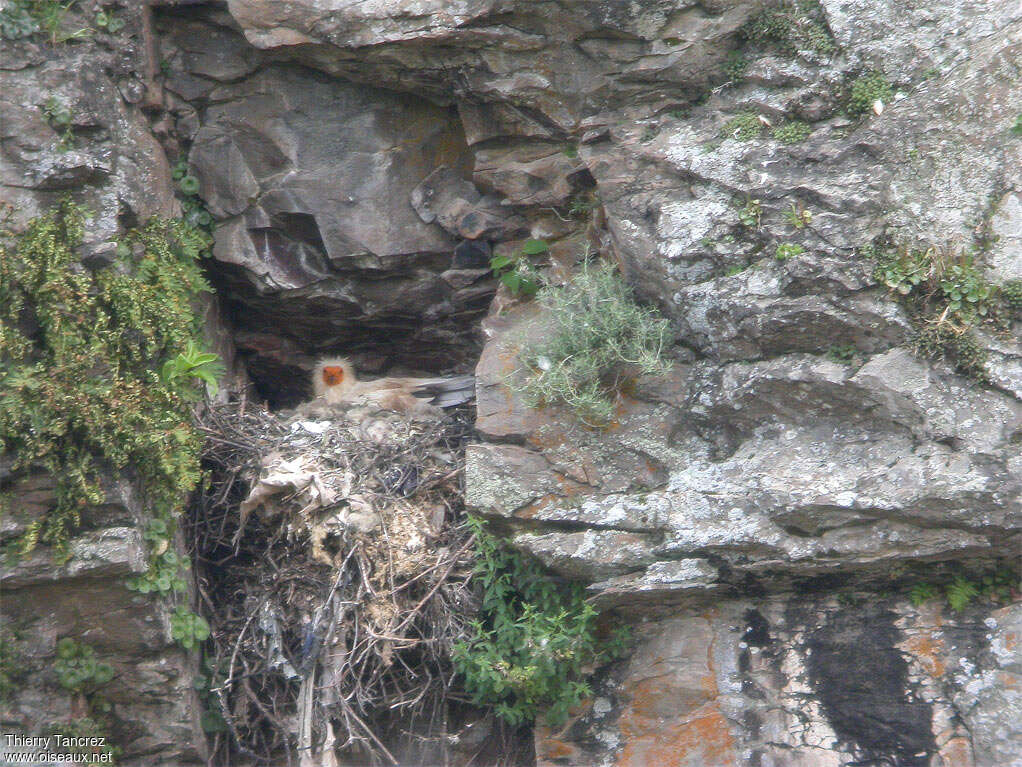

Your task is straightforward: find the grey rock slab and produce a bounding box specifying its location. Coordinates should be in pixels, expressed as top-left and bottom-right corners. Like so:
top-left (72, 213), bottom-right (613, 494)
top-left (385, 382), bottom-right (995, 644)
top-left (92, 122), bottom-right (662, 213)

top-left (0, 527), bottom-right (147, 589)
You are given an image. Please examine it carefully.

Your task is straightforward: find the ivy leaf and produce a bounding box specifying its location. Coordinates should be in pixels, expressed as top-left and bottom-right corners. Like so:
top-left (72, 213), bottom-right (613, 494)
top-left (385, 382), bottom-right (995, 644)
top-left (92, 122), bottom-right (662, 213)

top-left (520, 239), bottom-right (550, 255)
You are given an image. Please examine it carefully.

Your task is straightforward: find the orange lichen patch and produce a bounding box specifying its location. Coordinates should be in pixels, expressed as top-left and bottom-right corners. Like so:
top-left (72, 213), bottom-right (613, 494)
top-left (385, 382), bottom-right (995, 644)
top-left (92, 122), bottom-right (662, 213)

top-left (936, 736), bottom-right (974, 767)
top-left (528, 422), bottom-right (572, 451)
top-left (616, 707), bottom-right (737, 767)
top-left (536, 734), bottom-right (581, 763)
top-left (515, 494), bottom-right (560, 519)
top-left (998, 623), bottom-right (1018, 654)
top-left (622, 673), bottom-right (718, 723)
top-left (901, 630), bottom-right (947, 678)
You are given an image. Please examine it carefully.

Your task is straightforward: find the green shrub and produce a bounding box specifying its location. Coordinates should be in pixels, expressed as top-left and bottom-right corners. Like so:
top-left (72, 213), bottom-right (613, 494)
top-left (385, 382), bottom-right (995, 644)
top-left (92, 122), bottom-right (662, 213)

top-left (0, 201), bottom-right (217, 558)
top-left (720, 111), bottom-right (764, 141)
top-left (772, 120), bottom-right (812, 144)
top-left (515, 261), bottom-right (672, 425)
top-left (847, 71), bottom-right (892, 117)
top-left (1011, 114), bottom-right (1022, 137)
top-left (453, 518), bottom-right (629, 727)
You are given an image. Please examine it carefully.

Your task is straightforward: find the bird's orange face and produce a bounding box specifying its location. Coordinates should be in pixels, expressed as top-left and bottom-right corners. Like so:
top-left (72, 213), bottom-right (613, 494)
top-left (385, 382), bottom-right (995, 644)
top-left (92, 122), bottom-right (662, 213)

top-left (321, 366), bottom-right (346, 387)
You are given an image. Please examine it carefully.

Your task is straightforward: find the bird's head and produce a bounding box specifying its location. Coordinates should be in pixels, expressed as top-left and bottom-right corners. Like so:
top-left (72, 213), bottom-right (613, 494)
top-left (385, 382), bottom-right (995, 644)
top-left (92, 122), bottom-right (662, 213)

top-left (316, 357), bottom-right (355, 390)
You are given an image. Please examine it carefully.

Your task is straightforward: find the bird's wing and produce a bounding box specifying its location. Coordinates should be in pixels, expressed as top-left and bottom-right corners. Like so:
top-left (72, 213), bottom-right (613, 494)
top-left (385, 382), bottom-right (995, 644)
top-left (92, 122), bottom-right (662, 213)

top-left (408, 375), bottom-right (476, 408)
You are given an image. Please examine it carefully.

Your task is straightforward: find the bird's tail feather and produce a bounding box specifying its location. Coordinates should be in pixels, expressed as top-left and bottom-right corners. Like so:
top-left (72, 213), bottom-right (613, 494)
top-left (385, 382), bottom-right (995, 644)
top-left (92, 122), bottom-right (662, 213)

top-left (412, 375), bottom-right (476, 408)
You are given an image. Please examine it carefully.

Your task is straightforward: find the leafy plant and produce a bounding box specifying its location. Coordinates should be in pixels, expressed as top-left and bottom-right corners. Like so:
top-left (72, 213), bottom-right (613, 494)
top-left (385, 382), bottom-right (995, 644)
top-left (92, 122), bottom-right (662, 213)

top-left (54, 638), bottom-right (114, 693)
top-left (0, 201), bottom-right (215, 558)
top-left (1, 0), bottom-right (89, 43)
top-left (453, 518), bottom-right (629, 727)
top-left (170, 606), bottom-right (211, 650)
top-left (784, 202), bottom-right (812, 229)
top-left (847, 71), bottom-right (892, 118)
top-left (126, 519), bottom-right (191, 595)
top-left (515, 260), bottom-right (672, 425)
top-left (737, 197), bottom-right (762, 228)
top-left (42, 96), bottom-right (74, 151)
top-left (1011, 114), bottom-right (1022, 137)
top-left (723, 264), bottom-right (748, 277)
top-left (827, 344), bottom-right (857, 365)
top-left (161, 341), bottom-right (225, 399)
top-left (490, 239), bottom-right (546, 298)
top-left (945, 576), bottom-right (980, 613)
top-left (775, 242), bottom-right (804, 261)
top-left (172, 160), bottom-right (215, 240)
top-left (868, 243), bottom-right (1008, 380)
top-left (95, 9), bottom-right (122, 33)
top-left (772, 120), bottom-right (811, 144)
top-left (909, 569), bottom-right (1019, 612)
top-left (568, 193), bottom-right (598, 220)
top-left (720, 111), bottom-right (764, 141)
top-left (909, 583), bottom-right (939, 607)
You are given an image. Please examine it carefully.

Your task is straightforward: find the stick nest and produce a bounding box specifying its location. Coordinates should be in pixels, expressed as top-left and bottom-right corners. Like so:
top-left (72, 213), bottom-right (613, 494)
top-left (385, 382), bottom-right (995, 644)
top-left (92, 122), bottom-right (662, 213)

top-left (190, 397), bottom-right (483, 766)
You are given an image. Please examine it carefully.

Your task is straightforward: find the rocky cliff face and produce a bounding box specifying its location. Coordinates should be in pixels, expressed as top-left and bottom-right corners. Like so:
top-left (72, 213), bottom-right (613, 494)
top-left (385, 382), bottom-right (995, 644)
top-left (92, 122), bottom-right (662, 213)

top-left (2, 0), bottom-right (1019, 765)
top-left (1, 8), bottom-right (205, 764)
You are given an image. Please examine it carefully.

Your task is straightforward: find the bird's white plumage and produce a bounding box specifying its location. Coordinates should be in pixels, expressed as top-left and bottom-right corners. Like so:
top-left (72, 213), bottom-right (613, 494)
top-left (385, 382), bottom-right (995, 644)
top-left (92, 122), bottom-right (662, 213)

top-left (311, 357), bottom-right (474, 413)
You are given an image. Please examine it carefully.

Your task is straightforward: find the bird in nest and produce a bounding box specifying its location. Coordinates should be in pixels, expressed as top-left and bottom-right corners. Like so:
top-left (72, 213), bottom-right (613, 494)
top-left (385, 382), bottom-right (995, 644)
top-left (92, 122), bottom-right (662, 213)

top-left (312, 357), bottom-right (475, 414)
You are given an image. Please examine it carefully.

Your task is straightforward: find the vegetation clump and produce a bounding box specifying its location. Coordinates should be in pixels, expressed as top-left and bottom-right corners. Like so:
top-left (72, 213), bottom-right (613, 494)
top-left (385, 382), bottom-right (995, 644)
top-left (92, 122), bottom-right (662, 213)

top-left (453, 517), bottom-right (629, 727)
top-left (737, 197), bottom-right (763, 228)
top-left (0, 629), bottom-right (26, 702)
top-left (723, 51), bottom-right (748, 81)
top-left (847, 71), bottom-right (892, 117)
top-left (775, 242), bottom-right (804, 261)
top-left (909, 567), bottom-right (1018, 612)
top-left (772, 119), bottom-right (812, 144)
top-left (490, 238), bottom-right (546, 298)
top-left (741, 0), bottom-right (835, 57)
top-left (868, 243), bottom-right (1018, 380)
top-left (0, 200), bottom-right (216, 558)
top-left (54, 638), bottom-right (114, 694)
top-left (827, 344), bottom-right (858, 365)
top-left (42, 96), bottom-right (75, 151)
top-left (516, 260), bottom-right (672, 425)
top-left (0, 0), bottom-right (89, 43)
top-left (720, 111), bottom-right (764, 141)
